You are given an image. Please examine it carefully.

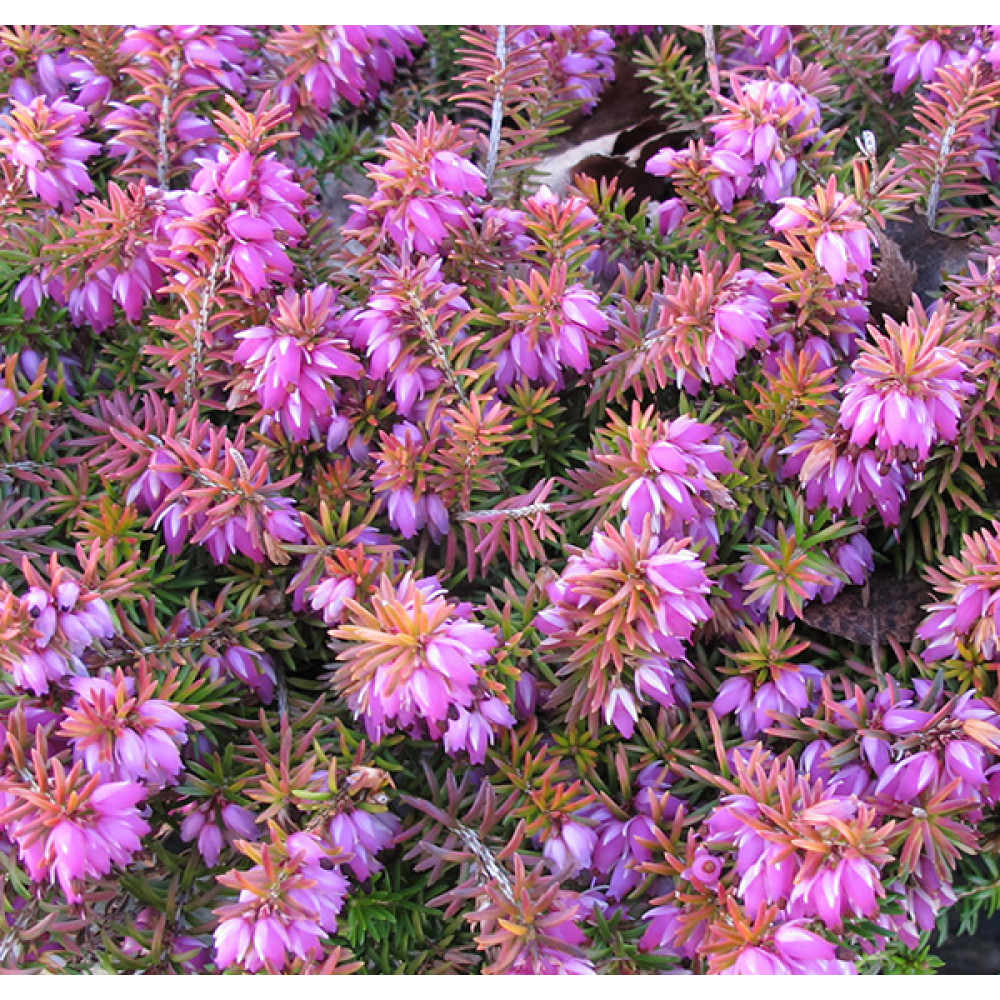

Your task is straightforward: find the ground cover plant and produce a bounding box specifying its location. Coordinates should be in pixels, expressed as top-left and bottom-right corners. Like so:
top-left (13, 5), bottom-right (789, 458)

top-left (5, 23), bottom-right (1000, 975)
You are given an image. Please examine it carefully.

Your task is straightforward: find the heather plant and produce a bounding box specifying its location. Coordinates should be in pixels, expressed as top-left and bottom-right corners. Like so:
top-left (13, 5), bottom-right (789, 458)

top-left (6, 22), bottom-right (1000, 978)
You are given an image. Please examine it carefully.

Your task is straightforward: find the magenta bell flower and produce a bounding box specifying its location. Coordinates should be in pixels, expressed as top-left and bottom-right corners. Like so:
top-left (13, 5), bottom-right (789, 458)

top-left (61, 671), bottom-right (188, 786)
top-left (214, 831), bottom-right (349, 973)
top-left (179, 799), bottom-right (259, 868)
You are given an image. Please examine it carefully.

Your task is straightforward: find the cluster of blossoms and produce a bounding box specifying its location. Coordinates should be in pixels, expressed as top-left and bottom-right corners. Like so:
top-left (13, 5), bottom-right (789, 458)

top-left (269, 25), bottom-right (424, 124)
top-left (919, 523), bottom-right (1000, 663)
top-left (346, 114), bottom-right (486, 256)
top-left (510, 26), bottom-right (616, 112)
top-left (99, 404), bottom-right (305, 566)
top-left (638, 254), bottom-right (778, 392)
top-left (770, 179), bottom-right (874, 287)
top-left (704, 77), bottom-right (824, 204)
top-left (0, 742), bottom-right (149, 903)
top-left (164, 132), bottom-right (310, 297)
top-left (40, 181), bottom-right (166, 333)
top-left (59, 668), bottom-right (188, 786)
top-left (570, 406), bottom-right (735, 553)
top-left (538, 522), bottom-right (712, 737)
top-left (782, 304), bottom-right (972, 526)
top-left (838, 307), bottom-right (972, 466)
top-left (638, 727), bottom-right (994, 974)
top-left (213, 830), bottom-right (349, 973)
top-left (348, 255), bottom-right (470, 416)
top-left (0, 94), bottom-right (100, 209)
top-left (1, 560), bottom-right (115, 696)
top-left (885, 26), bottom-right (995, 91)
top-left (713, 621), bottom-right (824, 738)
top-left (492, 185), bottom-right (606, 388)
top-left (331, 574), bottom-right (513, 759)
top-left (233, 284), bottom-right (364, 444)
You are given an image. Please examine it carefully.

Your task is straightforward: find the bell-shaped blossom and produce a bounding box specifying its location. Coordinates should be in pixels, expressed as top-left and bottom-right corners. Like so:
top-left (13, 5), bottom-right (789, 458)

top-left (0, 95), bottom-right (99, 210)
top-left (0, 757), bottom-right (149, 903)
top-left (332, 574), bottom-right (507, 744)
top-left (60, 670), bottom-right (189, 786)
top-left (214, 830), bottom-right (349, 974)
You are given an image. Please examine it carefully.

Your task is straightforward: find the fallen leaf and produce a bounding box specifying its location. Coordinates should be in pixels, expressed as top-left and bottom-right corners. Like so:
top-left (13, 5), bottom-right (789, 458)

top-left (878, 212), bottom-right (973, 307)
top-left (800, 569), bottom-right (931, 647)
top-left (571, 153), bottom-right (669, 205)
top-left (869, 232), bottom-right (917, 321)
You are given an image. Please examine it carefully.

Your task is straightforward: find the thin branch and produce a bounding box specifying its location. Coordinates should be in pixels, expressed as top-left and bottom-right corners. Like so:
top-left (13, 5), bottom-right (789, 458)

top-left (182, 246), bottom-right (225, 409)
top-left (157, 54), bottom-right (183, 189)
top-left (405, 290), bottom-right (469, 405)
top-left (456, 501), bottom-right (553, 522)
top-left (925, 121), bottom-right (957, 230)
top-left (485, 26), bottom-right (508, 193)
top-left (455, 822), bottom-right (515, 903)
top-left (702, 25), bottom-right (721, 109)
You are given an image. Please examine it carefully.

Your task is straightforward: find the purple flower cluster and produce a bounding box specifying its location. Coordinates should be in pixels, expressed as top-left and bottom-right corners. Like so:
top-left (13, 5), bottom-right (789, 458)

top-left (782, 421), bottom-right (910, 526)
top-left (120, 25), bottom-right (255, 95)
top-left (165, 141), bottom-right (309, 297)
top-left (771, 186), bottom-right (873, 287)
top-left (234, 284), bottom-right (364, 444)
top-left (349, 256), bottom-right (469, 416)
top-left (0, 94), bottom-right (99, 210)
top-left (348, 114), bottom-right (485, 255)
top-left (0, 759), bottom-right (149, 904)
top-left (538, 525), bottom-right (712, 736)
top-left (60, 671), bottom-right (188, 786)
top-left (179, 797), bottom-right (259, 867)
top-left (707, 78), bottom-right (823, 203)
top-left (510, 26), bottom-right (616, 112)
top-left (839, 308), bottom-right (971, 464)
top-left (9, 574), bottom-right (115, 696)
top-left (887, 26), bottom-right (971, 92)
top-left (919, 524), bottom-right (1000, 662)
top-left (583, 409), bottom-right (735, 554)
top-left (214, 830), bottom-right (349, 973)
top-left (271, 25), bottom-right (424, 119)
top-left (332, 574), bottom-right (512, 759)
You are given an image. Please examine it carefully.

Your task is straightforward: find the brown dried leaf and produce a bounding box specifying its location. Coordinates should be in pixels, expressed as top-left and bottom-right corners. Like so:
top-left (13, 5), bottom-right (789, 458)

top-left (571, 153), bottom-right (668, 204)
top-left (869, 232), bottom-right (917, 321)
top-left (879, 212), bottom-right (973, 306)
top-left (800, 569), bottom-right (931, 647)
top-left (559, 57), bottom-right (658, 144)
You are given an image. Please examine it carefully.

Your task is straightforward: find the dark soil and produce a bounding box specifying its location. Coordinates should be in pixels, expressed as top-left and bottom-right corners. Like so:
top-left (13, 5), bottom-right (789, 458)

top-left (937, 914), bottom-right (1000, 974)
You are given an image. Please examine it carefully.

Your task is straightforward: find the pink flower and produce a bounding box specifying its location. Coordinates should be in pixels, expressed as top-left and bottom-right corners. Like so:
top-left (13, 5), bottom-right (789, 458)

top-left (887, 26), bottom-right (969, 92)
top-left (371, 421), bottom-right (450, 541)
top-left (348, 255), bottom-right (467, 416)
top-left (771, 180), bottom-right (873, 287)
top-left (332, 574), bottom-right (503, 743)
top-left (782, 420), bottom-right (910, 526)
top-left (270, 25), bottom-right (423, 125)
top-left (839, 306), bottom-right (971, 463)
top-left (0, 95), bottom-right (99, 210)
top-left (179, 798), bottom-right (259, 867)
top-left (202, 642), bottom-right (277, 703)
top-left (234, 285), bottom-right (363, 443)
top-left (709, 78), bottom-right (823, 203)
top-left (327, 806), bottom-right (400, 881)
top-left (496, 264), bottom-right (608, 389)
top-left (214, 830), bottom-right (349, 973)
top-left (60, 671), bottom-right (188, 786)
top-left (443, 696), bottom-right (515, 763)
top-left (0, 758), bottom-right (149, 903)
